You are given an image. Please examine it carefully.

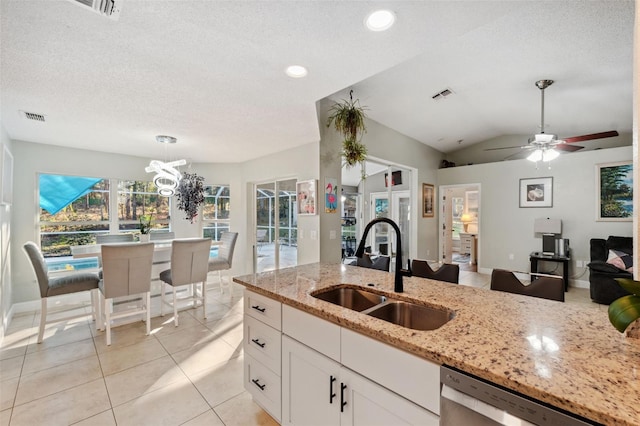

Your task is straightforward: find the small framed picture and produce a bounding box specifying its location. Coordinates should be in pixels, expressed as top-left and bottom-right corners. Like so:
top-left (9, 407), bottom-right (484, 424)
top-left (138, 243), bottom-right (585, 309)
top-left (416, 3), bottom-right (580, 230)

top-left (422, 183), bottom-right (434, 217)
top-left (596, 161), bottom-right (632, 221)
top-left (519, 177), bottom-right (553, 208)
top-left (296, 179), bottom-right (317, 215)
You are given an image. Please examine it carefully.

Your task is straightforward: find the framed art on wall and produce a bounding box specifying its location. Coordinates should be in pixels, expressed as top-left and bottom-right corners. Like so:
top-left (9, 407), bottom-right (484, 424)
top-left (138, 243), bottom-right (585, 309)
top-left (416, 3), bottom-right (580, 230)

top-left (519, 177), bottom-right (552, 208)
top-left (596, 161), bottom-right (632, 221)
top-left (296, 179), bottom-right (317, 215)
top-left (422, 183), bottom-right (434, 217)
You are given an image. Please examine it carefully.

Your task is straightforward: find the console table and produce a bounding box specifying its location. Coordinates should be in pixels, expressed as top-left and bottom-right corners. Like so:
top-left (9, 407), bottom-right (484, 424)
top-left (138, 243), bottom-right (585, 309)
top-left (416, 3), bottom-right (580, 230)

top-left (529, 251), bottom-right (570, 291)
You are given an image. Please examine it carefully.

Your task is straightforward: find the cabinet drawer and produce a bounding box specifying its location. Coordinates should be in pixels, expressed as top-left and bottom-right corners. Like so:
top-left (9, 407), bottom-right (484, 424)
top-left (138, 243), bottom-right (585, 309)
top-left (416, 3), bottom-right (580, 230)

top-left (245, 354), bottom-right (281, 423)
top-left (245, 290), bottom-right (282, 330)
top-left (282, 304), bottom-right (341, 362)
top-left (341, 328), bottom-right (440, 415)
top-left (244, 314), bottom-right (282, 375)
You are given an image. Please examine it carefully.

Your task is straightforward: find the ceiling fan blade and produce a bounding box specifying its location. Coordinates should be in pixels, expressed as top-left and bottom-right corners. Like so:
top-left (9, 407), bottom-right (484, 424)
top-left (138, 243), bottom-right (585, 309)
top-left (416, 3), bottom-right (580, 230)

top-left (554, 144), bottom-right (584, 152)
top-left (484, 145), bottom-right (530, 151)
top-left (563, 131), bottom-right (619, 144)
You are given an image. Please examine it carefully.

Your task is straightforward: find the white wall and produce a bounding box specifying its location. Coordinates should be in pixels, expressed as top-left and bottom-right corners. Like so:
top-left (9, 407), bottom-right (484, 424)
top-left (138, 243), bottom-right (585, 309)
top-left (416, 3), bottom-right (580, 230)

top-left (0, 125), bottom-right (13, 343)
top-left (438, 146), bottom-right (633, 285)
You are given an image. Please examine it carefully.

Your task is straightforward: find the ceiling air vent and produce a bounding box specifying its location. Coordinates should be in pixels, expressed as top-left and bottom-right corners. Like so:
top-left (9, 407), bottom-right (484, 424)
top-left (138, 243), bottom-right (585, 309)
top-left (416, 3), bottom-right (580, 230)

top-left (432, 88), bottom-right (454, 101)
top-left (21, 111), bottom-right (46, 122)
top-left (67, 0), bottom-right (123, 20)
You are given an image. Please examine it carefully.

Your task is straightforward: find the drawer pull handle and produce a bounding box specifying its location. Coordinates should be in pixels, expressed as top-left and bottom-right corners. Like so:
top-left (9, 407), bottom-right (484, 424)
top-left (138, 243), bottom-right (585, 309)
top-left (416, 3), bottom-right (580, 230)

top-left (252, 378), bottom-right (266, 391)
top-left (251, 305), bottom-right (266, 313)
top-left (340, 383), bottom-right (347, 412)
top-left (329, 375), bottom-right (336, 404)
top-left (251, 338), bottom-right (266, 348)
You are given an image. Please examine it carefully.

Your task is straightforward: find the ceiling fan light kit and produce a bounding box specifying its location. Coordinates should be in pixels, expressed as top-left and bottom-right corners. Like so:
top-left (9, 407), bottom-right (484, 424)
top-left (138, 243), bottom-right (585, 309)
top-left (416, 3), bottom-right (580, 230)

top-left (486, 79), bottom-right (619, 167)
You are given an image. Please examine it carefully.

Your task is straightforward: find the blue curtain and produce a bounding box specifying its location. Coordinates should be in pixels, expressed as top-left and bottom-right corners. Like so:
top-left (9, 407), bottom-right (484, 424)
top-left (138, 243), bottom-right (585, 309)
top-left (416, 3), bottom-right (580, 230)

top-left (39, 174), bottom-right (102, 215)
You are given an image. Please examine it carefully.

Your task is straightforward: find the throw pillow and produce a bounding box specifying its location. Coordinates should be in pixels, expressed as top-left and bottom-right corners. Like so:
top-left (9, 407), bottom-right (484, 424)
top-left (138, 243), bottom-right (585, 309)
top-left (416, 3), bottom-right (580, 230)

top-left (606, 249), bottom-right (633, 273)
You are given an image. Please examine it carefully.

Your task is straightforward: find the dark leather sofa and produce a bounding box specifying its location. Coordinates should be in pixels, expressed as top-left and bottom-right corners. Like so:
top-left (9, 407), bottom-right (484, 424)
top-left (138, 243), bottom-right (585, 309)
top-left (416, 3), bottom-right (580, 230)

top-left (587, 236), bottom-right (633, 304)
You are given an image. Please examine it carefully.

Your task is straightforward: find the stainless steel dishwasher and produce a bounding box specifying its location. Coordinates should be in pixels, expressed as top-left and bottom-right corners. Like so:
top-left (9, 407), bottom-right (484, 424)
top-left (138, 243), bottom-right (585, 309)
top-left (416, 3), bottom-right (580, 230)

top-left (440, 366), bottom-right (596, 426)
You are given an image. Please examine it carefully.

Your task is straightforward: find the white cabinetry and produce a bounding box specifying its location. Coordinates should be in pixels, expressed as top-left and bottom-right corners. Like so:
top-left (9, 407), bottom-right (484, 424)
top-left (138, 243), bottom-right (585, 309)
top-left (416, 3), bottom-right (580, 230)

top-left (243, 290), bottom-right (282, 422)
top-left (281, 305), bottom-right (439, 426)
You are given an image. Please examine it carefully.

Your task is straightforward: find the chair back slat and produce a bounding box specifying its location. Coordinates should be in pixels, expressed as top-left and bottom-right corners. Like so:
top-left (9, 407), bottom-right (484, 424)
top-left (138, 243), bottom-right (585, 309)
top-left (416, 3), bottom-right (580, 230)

top-left (411, 259), bottom-right (459, 284)
top-left (170, 238), bottom-right (212, 286)
top-left (217, 232), bottom-right (238, 265)
top-left (101, 243), bottom-right (154, 298)
top-left (490, 269), bottom-right (564, 302)
top-left (23, 242), bottom-right (49, 297)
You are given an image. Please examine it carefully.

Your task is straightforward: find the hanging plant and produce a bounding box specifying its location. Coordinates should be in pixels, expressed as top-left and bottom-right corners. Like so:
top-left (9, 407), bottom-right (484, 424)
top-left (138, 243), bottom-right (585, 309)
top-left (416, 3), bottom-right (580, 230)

top-left (327, 90), bottom-right (368, 170)
top-left (175, 172), bottom-right (205, 223)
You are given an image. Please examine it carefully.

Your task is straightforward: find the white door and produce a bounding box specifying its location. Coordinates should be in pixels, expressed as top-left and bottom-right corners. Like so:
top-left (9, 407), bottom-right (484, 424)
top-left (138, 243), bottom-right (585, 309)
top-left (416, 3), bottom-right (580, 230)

top-left (340, 368), bottom-right (439, 426)
top-left (282, 336), bottom-right (341, 426)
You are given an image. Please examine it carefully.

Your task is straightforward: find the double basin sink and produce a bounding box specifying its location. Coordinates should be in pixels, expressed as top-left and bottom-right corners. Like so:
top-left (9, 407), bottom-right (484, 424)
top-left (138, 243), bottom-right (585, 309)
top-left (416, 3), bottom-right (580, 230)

top-left (311, 286), bottom-right (453, 331)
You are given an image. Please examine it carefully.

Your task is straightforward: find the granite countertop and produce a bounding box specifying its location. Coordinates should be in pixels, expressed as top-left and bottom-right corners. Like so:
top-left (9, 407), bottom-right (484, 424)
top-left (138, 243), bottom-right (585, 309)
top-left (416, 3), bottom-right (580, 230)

top-left (234, 263), bottom-right (640, 426)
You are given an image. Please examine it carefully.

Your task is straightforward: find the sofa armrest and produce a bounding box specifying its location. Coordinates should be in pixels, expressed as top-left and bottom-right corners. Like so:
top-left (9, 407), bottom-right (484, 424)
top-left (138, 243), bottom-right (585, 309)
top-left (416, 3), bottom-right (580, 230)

top-left (590, 239), bottom-right (607, 262)
top-left (587, 260), bottom-right (624, 274)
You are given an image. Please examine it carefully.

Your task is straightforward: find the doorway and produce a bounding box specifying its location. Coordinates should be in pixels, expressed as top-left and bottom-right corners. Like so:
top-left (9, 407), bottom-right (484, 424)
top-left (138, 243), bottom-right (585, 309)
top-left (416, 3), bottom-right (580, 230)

top-left (254, 179), bottom-right (298, 273)
top-left (439, 184), bottom-right (480, 271)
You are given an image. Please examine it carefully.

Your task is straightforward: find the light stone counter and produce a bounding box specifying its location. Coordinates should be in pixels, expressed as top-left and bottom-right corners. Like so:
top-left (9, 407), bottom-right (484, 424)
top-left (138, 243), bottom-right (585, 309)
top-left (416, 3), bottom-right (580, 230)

top-left (234, 263), bottom-right (640, 426)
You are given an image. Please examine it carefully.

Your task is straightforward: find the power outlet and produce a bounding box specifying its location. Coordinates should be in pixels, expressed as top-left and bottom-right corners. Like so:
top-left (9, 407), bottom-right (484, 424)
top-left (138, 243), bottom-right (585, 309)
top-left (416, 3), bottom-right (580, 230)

top-left (329, 230), bottom-right (336, 240)
top-left (310, 231), bottom-right (317, 240)
top-left (576, 260), bottom-right (583, 268)
top-left (508, 254), bottom-right (514, 260)
top-left (426, 249), bottom-right (430, 256)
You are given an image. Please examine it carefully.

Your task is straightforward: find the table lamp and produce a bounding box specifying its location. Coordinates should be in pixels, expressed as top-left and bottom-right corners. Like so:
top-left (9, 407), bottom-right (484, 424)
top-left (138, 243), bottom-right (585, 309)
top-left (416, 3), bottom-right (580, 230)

top-left (461, 214), bottom-right (472, 232)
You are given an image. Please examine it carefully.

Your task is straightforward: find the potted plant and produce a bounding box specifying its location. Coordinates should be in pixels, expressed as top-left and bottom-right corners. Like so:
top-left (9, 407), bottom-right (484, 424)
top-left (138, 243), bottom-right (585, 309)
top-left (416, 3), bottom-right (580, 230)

top-left (176, 172), bottom-right (205, 223)
top-left (139, 214), bottom-right (153, 242)
top-left (609, 278), bottom-right (640, 338)
top-left (327, 91), bottom-right (368, 173)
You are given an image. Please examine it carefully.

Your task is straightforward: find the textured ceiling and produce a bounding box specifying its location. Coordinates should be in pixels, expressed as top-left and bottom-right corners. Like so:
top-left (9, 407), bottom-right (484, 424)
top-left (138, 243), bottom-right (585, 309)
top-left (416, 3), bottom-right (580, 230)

top-left (0, 1), bottom-right (635, 164)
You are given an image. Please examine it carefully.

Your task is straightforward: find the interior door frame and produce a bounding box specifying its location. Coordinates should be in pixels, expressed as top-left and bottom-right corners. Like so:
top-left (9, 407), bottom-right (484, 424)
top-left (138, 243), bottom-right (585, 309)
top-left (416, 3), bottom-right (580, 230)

top-left (438, 183), bottom-right (481, 265)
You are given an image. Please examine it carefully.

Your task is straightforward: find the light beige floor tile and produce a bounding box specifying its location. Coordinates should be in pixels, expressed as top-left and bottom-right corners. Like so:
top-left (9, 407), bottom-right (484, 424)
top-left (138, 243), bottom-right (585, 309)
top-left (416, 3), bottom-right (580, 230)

top-left (206, 314), bottom-right (244, 347)
top-left (0, 377), bottom-right (18, 411)
top-left (112, 379), bottom-right (210, 426)
top-left (0, 355), bottom-right (23, 381)
top-left (26, 321), bottom-right (93, 353)
top-left (93, 321), bottom-right (156, 354)
top-left (190, 301), bottom-right (236, 324)
top-left (15, 355), bottom-right (102, 406)
top-left (148, 310), bottom-right (203, 337)
top-left (104, 355), bottom-right (188, 406)
top-left (0, 344), bottom-right (28, 362)
top-left (0, 408), bottom-right (11, 426)
top-left (214, 391), bottom-right (279, 426)
top-left (190, 355), bottom-right (245, 408)
top-left (5, 313), bottom-right (36, 331)
top-left (156, 323), bottom-right (218, 355)
top-left (181, 409), bottom-right (225, 426)
top-left (171, 338), bottom-right (239, 377)
top-left (22, 338), bottom-right (96, 375)
top-left (11, 379), bottom-right (109, 426)
top-left (98, 338), bottom-right (168, 376)
top-left (72, 409), bottom-right (116, 426)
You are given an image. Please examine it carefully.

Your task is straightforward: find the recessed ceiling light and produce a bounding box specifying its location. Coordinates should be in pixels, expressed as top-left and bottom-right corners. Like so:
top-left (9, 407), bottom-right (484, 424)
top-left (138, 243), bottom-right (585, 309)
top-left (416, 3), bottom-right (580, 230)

top-left (365, 10), bottom-right (395, 31)
top-left (285, 65), bottom-right (308, 78)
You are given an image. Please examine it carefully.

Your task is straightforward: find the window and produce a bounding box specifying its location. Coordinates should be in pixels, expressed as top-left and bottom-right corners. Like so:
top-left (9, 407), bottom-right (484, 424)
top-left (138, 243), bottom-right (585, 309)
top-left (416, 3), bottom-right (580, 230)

top-left (39, 174), bottom-right (109, 257)
top-left (203, 184), bottom-right (230, 240)
top-left (117, 180), bottom-right (170, 232)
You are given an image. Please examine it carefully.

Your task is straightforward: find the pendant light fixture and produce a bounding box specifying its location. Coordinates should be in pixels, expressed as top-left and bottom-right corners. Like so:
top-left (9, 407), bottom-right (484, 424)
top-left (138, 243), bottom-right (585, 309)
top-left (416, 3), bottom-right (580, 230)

top-left (145, 135), bottom-right (186, 197)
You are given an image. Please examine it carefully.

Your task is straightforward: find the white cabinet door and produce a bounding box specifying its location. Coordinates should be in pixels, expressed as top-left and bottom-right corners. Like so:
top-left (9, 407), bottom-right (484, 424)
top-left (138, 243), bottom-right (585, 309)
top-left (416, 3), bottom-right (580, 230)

top-left (340, 367), bottom-right (439, 426)
top-left (282, 336), bottom-right (341, 426)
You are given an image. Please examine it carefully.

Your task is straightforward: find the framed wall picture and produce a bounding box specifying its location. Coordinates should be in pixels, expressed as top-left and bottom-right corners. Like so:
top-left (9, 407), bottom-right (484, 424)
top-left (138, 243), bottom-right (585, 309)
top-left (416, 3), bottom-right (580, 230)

top-left (422, 183), bottom-right (434, 217)
top-left (596, 161), bottom-right (632, 221)
top-left (324, 177), bottom-right (338, 213)
top-left (296, 179), bottom-right (317, 215)
top-left (519, 177), bottom-right (552, 208)
top-left (1, 145), bottom-right (13, 205)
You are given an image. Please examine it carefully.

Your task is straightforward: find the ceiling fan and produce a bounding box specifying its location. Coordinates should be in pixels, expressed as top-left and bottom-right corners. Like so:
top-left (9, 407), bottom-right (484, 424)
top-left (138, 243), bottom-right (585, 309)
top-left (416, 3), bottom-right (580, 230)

top-left (486, 79), bottom-right (619, 163)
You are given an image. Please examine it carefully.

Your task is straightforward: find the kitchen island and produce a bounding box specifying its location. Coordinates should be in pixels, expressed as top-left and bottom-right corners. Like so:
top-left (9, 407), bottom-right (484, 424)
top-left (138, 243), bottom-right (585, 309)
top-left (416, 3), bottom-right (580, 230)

top-left (234, 263), bottom-right (640, 426)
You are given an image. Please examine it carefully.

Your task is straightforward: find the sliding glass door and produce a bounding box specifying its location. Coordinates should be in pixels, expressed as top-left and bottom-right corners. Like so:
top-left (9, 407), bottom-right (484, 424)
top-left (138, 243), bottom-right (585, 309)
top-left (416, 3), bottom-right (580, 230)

top-left (254, 179), bottom-right (297, 273)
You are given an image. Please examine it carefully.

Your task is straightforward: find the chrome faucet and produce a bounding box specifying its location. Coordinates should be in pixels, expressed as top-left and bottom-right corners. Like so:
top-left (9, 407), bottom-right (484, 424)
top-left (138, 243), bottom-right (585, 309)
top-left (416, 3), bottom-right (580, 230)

top-left (355, 217), bottom-right (411, 292)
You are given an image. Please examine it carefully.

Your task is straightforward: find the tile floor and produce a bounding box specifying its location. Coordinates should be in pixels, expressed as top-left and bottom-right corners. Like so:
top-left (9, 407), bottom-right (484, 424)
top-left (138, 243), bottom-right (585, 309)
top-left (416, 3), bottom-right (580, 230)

top-left (0, 271), bottom-right (603, 426)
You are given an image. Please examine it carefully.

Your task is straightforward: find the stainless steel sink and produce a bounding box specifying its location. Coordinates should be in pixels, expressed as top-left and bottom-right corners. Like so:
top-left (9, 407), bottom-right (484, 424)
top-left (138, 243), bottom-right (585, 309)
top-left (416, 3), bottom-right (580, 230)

top-left (313, 287), bottom-right (387, 312)
top-left (366, 300), bottom-right (452, 331)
